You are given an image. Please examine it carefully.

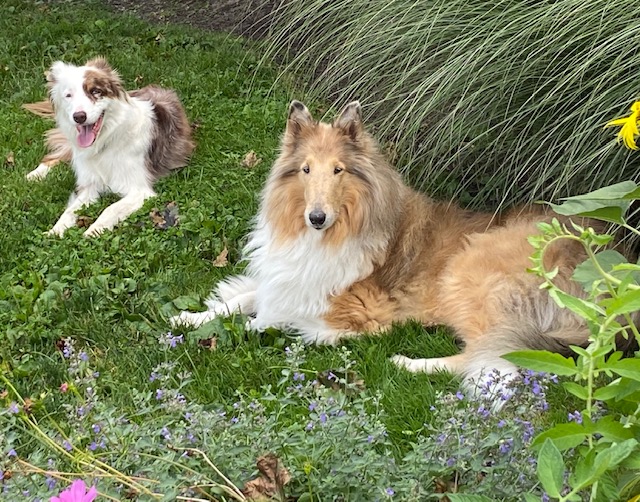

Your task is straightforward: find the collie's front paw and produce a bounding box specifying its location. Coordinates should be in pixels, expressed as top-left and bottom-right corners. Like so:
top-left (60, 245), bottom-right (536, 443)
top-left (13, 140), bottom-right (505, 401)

top-left (83, 224), bottom-right (106, 238)
top-left (169, 311), bottom-right (215, 329)
top-left (26, 164), bottom-right (49, 180)
top-left (46, 225), bottom-right (66, 237)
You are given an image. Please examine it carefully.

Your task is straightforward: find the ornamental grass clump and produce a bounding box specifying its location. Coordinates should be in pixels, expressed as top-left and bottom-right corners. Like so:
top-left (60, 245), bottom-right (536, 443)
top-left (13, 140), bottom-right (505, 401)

top-left (262, 0), bottom-right (640, 208)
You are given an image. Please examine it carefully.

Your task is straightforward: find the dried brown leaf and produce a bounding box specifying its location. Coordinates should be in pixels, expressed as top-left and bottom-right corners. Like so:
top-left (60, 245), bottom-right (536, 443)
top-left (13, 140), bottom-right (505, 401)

top-left (197, 337), bottom-right (218, 350)
top-left (5, 152), bottom-right (14, 167)
top-left (134, 74), bottom-right (144, 85)
top-left (76, 215), bottom-right (94, 228)
top-left (242, 453), bottom-right (291, 500)
top-left (242, 150), bottom-right (262, 168)
top-left (149, 201), bottom-right (179, 229)
top-left (316, 369), bottom-right (366, 395)
top-left (212, 247), bottom-right (228, 267)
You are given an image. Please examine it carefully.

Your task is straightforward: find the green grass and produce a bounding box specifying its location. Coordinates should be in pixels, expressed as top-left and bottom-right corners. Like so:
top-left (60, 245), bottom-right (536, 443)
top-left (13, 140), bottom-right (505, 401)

top-left (0, 0), bottom-right (476, 451)
top-left (0, 1), bottom-right (581, 497)
top-left (262, 0), bottom-right (640, 210)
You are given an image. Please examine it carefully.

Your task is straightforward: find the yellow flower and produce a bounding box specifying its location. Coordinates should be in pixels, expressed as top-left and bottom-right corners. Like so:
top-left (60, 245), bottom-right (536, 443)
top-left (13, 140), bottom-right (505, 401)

top-left (605, 101), bottom-right (640, 150)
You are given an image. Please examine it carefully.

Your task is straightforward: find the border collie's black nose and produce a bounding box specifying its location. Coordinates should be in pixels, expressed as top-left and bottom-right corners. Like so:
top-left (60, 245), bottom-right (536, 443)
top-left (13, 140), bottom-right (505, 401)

top-left (73, 111), bottom-right (87, 124)
top-left (309, 210), bottom-right (326, 229)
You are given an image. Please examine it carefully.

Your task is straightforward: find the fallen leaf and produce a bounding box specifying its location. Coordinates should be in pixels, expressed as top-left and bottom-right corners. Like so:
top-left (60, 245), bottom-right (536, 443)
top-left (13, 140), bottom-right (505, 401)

top-left (190, 119), bottom-right (203, 130)
top-left (197, 337), bottom-right (217, 350)
top-left (22, 398), bottom-right (34, 415)
top-left (316, 369), bottom-right (366, 395)
top-left (149, 201), bottom-right (179, 229)
top-left (4, 152), bottom-right (14, 167)
top-left (212, 247), bottom-right (228, 267)
top-left (242, 150), bottom-right (262, 168)
top-left (242, 453), bottom-right (291, 500)
top-left (76, 215), bottom-right (94, 228)
top-left (134, 74), bottom-right (144, 85)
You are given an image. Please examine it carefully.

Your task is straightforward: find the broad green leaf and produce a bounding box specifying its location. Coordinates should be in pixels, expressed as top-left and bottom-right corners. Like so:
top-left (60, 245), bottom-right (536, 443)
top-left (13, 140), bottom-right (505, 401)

top-left (593, 379), bottom-right (623, 401)
top-left (172, 294), bottom-right (202, 310)
top-left (559, 181), bottom-right (638, 201)
top-left (603, 289), bottom-right (640, 316)
top-left (522, 495), bottom-right (540, 502)
top-left (548, 289), bottom-right (604, 321)
top-left (503, 350), bottom-right (577, 376)
top-left (533, 423), bottom-right (588, 451)
top-left (572, 250), bottom-right (630, 289)
top-left (605, 359), bottom-right (640, 382)
top-left (594, 416), bottom-right (635, 443)
top-left (548, 201), bottom-right (629, 224)
top-left (537, 439), bottom-right (565, 497)
top-left (563, 382), bottom-right (588, 400)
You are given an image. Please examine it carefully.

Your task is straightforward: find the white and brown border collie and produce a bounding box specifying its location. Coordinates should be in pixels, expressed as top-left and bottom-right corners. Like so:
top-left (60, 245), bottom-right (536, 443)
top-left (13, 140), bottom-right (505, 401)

top-left (25, 57), bottom-right (194, 237)
top-left (171, 100), bottom-right (636, 393)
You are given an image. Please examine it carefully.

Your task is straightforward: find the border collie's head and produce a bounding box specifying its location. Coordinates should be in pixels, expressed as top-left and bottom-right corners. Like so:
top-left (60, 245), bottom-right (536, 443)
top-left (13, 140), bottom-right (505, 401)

top-left (47, 57), bottom-right (126, 148)
top-left (265, 100), bottom-right (389, 246)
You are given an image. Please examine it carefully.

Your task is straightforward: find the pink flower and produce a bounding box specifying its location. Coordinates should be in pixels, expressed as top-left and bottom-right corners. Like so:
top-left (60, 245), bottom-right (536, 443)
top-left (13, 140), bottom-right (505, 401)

top-left (60, 383), bottom-right (69, 393)
top-left (50, 479), bottom-right (97, 502)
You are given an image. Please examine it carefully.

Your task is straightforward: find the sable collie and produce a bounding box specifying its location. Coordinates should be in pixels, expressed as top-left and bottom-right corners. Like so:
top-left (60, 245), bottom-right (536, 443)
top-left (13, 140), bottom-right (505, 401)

top-left (25, 57), bottom-right (194, 237)
top-left (172, 100), bottom-right (629, 388)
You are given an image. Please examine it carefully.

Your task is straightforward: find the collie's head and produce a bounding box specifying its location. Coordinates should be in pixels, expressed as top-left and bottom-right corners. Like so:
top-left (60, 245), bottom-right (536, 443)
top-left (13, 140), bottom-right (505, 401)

top-left (46, 57), bottom-right (126, 149)
top-left (264, 100), bottom-right (402, 246)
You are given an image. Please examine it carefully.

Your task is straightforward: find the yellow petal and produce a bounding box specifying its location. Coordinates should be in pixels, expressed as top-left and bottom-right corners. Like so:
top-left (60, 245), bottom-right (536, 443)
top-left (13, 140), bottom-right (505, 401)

top-left (605, 100), bottom-right (640, 150)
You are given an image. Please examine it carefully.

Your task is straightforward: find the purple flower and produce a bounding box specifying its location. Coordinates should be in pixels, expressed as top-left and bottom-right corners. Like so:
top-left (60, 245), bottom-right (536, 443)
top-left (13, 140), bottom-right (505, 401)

top-left (385, 487), bottom-right (395, 496)
top-left (8, 402), bottom-right (19, 414)
top-left (306, 421), bottom-right (314, 430)
top-left (62, 440), bottom-right (73, 452)
top-left (568, 411), bottom-right (583, 424)
top-left (46, 477), bottom-right (57, 490)
top-left (308, 402), bottom-right (317, 411)
top-left (293, 372), bottom-right (305, 381)
top-left (327, 372), bottom-right (337, 381)
top-left (149, 372), bottom-right (158, 382)
top-left (497, 420), bottom-right (506, 428)
top-left (91, 424), bottom-right (101, 434)
top-left (79, 352), bottom-right (89, 362)
top-left (367, 435), bottom-right (374, 443)
top-left (88, 442), bottom-right (98, 452)
top-left (455, 391), bottom-right (464, 400)
top-left (50, 479), bottom-right (98, 502)
top-left (499, 438), bottom-right (513, 454)
top-left (155, 389), bottom-right (164, 400)
top-left (160, 427), bottom-right (171, 440)
top-left (8, 448), bottom-right (17, 457)
top-left (446, 457), bottom-right (456, 467)
top-left (319, 413), bottom-right (328, 424)
top-left (231, 417), bottom-right (239, 424)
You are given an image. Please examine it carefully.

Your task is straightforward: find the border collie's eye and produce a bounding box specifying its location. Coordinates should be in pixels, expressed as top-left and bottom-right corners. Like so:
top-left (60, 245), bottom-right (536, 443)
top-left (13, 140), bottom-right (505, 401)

top-left (90, 88), bottom-right (102, 97)
top-left (302, 165), bottom-right (310, 174)
top-left (64, 92), bottom-right (72, 98)
top-left (334, 166), bottom-right (343, 174)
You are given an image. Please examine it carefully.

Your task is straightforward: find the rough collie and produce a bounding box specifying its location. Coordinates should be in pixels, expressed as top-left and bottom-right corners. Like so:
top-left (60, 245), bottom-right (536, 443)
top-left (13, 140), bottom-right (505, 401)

top-left (171, 100), bottom-right (629, 388)
top-left (25, 57), bottom-right (194, 237)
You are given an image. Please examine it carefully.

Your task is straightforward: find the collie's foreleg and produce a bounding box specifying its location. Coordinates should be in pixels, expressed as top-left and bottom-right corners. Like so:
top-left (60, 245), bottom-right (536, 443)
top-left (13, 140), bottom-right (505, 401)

top-left (84, 190), bottom-right (154, 237)
top-left (27, 128), bottom-right (72, 180)
top-left (170, 275), bottom-right (258, 329)
top-left (48, 184), bottom-right (101, 237)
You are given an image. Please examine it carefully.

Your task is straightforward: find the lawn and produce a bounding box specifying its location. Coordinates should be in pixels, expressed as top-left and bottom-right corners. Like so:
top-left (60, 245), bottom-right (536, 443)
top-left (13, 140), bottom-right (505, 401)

top-left (1, 1), bottom-right (584, 500)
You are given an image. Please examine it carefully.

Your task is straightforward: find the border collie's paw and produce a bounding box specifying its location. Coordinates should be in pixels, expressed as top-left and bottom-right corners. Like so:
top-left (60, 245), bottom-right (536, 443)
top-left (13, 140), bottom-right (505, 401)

top-left (83, 224), bottom-right (106, 238)
top-left (169, 311), bottom-right (215, 329)
top-left (26, 164), bottom-right (50, 180)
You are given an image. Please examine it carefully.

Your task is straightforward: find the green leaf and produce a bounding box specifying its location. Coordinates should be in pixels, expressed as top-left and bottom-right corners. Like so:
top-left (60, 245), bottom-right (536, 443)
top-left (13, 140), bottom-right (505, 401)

top-left (172, 294), bottom-right (202, 310)
top-left (502, 350), bottom-right (578, 376)
top-left (548, 289), bottom-right (604, 321)
top-left (559, 181), bottom-right (639, 201)
top-left (604, 289), bottom-right (640, 316)
top-left (593, 416), bottom-right (635, 443)
top-left (563, 382), bottom-right (588, 400)
top-left (593, 379), bottom-right (624, 401)
top-left (605, 358), bottom-right (640, 382)
top-left (548, 201), bottom-right (629, 224)
top-left (537, 439), bottom-right (565, 497)
top-left (533, 423), bottom-right (588, 451)
top-left (572, 250), bottom-right (630, 289)
top-left (523, 495), bottom-right (540, 502)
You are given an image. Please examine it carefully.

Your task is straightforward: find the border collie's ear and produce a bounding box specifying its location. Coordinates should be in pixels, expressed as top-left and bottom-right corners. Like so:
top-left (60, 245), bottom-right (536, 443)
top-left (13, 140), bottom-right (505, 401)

top-left (86, 57), bottom-right (112, 73)
top-left (286, 100), bottom-right (314, 137)
top-left (334, 101), bottom-right (363, 141)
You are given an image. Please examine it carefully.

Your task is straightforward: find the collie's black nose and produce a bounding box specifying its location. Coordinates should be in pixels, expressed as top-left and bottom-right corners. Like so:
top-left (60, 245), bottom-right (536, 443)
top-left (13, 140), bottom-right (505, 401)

top-left (73, 111), bottom-right (87, 124)
top-left (308, 210), bottom-right (326, 228)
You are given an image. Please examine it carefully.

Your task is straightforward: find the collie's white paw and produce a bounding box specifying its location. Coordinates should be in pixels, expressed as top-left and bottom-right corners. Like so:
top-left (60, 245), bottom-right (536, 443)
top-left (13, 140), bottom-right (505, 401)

top-left (169, 311), bottom-right (215, 329)
top-left (26, 164), bottom-right (50, 180)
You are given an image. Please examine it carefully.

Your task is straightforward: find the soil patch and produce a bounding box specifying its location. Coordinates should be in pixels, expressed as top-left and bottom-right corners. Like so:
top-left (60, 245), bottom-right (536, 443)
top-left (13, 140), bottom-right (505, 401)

top-left (100, 0), bottom-right (275, 38)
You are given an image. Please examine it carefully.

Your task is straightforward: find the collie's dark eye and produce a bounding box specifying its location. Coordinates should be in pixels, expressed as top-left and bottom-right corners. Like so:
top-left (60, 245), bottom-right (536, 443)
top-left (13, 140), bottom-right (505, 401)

top-left (90, 88), bottom-right (102, 97)
top-left (302, 165), bottom-right (310, 174)
top-left (334, 166), bottom-right (343, 174)
top-left (64, 92), bottom-right (72, 98)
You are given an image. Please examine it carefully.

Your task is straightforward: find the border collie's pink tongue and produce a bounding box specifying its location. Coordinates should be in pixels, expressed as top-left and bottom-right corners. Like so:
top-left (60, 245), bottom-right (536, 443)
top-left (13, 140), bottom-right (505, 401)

top-left (77, 125), bottom-right (96, 148)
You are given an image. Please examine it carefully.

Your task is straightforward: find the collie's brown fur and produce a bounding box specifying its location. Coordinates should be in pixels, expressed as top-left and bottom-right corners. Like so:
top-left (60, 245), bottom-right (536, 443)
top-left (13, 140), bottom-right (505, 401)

top-left (271, 101), bottom-right (633, 383)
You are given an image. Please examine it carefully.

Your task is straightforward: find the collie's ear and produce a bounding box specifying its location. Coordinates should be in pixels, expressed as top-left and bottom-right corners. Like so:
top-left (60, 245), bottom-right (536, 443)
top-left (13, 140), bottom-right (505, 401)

top-left (86, 57), bottom-right (113, 73)
top-left (334, 101), bottom-right (363, 141)
top-left (286, 100), bottom-right (314, 137)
